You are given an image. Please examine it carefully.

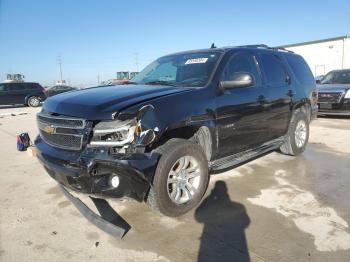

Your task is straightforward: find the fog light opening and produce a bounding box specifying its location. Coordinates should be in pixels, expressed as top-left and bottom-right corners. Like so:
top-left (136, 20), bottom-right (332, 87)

top-left (110, 175), bottom-right (120, 188)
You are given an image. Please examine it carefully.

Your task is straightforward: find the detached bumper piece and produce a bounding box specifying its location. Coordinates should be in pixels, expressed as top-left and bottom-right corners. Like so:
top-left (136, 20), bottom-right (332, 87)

top-left (60, 185), bottom-right (130, 238)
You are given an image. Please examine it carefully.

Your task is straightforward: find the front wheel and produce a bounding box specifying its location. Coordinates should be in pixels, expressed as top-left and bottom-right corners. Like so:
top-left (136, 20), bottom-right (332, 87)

top-left (27, 96), bottom-right (41, 107)
top-left (280, 110), bottom-right (309, 156)
top-left (147, 139), bottom-right (209, 217)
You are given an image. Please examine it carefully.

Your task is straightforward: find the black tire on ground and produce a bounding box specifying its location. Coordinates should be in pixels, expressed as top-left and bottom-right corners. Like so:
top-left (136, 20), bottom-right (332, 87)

top-left (27, 96), bottom-right (40, 107)
top-left (147, 138), bottom-right (209, 217)
top-left (280, 110), bottom-right (309, 156)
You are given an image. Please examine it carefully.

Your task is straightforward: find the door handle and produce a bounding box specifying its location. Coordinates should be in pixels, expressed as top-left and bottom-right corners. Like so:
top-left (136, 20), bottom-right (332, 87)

top-left (287, 90), bottom-right (296, 97)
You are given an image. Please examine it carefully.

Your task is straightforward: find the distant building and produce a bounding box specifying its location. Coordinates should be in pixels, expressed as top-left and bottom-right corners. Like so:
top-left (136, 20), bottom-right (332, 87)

top-left (280, 35), bottom-right (350, 76)
top-left (4, 73), bottom-right (25, 83)
top-left (100, 71), bottom-right (140, 86)
top-left (55, 80), bottom-right (67, 86)
top-left (116, 71), bottom-right (139, 80)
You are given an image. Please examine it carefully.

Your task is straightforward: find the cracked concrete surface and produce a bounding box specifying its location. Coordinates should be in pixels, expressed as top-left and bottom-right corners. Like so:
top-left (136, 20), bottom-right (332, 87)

top-left (0, 107), bottom-right (349, 262)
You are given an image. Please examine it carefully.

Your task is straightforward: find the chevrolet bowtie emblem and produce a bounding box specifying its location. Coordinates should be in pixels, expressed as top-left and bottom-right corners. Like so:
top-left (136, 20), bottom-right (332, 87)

top-left (44, 126), bottom-right (55, 134)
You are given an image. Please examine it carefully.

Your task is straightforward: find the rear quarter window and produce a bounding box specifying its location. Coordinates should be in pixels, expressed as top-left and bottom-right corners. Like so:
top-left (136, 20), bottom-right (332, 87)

top-left (285, 54), bottom-right (314, 85)
top-left (31, 84), bottom-right (40, 89)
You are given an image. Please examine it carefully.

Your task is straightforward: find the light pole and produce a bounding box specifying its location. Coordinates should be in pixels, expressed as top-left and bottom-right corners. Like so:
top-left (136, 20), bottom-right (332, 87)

top-left (57, 56), bottom-right (63, 82)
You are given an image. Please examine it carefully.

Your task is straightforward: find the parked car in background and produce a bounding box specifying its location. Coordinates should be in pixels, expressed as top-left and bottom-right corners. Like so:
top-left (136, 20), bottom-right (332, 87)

top-left (0, 82), bottom-right (46, 107)
top-left (35, 44), bottom-right (317, 227)
top-left (317, 69), bottom-right (350, 115)
top-left (45, 85), bottom-right (77, 97)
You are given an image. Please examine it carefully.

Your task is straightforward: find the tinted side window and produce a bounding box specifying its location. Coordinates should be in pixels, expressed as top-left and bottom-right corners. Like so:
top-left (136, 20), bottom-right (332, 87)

top-left (0, 84), bottom-right (6, 91)
top-left (19, 84), bottom-right (27, 90)
top-left (285, 54), bottom-right (314, 85)
top-left (28, 84), bottom-right (40, 89)
top-left (8, 84), bottom-right (24, 90)
top-left (222, 53), bottom-right (261, 86)
top-left (260, 53), bottom-right (287, 86)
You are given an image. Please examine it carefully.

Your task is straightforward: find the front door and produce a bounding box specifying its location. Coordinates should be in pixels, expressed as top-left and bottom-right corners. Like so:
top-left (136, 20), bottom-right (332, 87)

top-left (0, 84), bottom-right (13, 105)
top-left (215, 51), bottom-right (269, 157)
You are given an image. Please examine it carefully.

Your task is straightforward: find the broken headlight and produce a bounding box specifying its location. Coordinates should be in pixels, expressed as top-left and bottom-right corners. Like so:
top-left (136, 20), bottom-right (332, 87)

top-left (89, 119), bottom-right (138, 147)
top-left (345, 90), bottom-right (350, 99)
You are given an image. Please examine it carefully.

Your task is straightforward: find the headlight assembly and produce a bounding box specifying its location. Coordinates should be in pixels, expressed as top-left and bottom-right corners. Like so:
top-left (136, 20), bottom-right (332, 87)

top-left (90, 119), bottom-right (139, 147)
top-left (345, 89), bottom-right (350, 99)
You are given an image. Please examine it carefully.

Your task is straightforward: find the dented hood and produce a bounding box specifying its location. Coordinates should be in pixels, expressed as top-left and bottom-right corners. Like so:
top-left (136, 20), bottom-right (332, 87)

top-left (43, 84), bottom-right (188, 120)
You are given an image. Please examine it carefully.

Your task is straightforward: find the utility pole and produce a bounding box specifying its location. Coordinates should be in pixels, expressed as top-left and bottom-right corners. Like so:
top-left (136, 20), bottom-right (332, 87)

top-left (57, 56), bottom-right (63, 81)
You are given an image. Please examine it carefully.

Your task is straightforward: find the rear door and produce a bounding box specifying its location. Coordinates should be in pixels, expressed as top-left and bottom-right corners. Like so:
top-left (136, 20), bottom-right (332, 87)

top-left (257, 52), bottom-right (293, 140)
top-left (215, 51), bottom-right (269, 157)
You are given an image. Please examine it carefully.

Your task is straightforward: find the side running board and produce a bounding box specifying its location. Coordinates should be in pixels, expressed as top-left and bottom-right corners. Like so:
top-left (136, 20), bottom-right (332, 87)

top-left (209, 137), bottom-right (285, 171)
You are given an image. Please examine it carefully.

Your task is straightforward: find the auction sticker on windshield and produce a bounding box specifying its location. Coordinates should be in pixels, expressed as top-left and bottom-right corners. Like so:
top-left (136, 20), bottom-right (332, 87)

top-left (185, 58), bottom-right (208, 64)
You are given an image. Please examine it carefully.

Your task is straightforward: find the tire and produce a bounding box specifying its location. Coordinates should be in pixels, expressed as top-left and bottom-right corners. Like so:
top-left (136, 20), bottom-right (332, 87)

top-left (27, 96), bottom-right (40, 107)
top-left (280, 110), bottom-right (309, 156)
top-left (147, 138), bottom-right (209, 217)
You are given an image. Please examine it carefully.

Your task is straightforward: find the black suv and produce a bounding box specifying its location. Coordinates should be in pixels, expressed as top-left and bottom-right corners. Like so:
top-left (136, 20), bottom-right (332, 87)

top-left (0, 82), bottom-right (46, 107)
top-left (317, 69), bottom-right (350, 115)
top-left (35, 45), bottom-right (317, 220)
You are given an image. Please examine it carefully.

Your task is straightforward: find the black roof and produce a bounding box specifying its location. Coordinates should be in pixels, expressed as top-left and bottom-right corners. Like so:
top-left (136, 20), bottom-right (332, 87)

top-left (1, 82), bottom-right (40, 85)
top-left (165, 44), bottom-right (294, 57)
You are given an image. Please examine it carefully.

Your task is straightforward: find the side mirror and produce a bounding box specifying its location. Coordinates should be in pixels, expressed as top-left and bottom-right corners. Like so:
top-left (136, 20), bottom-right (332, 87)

top-left (219, 72), bottom-right (254, 89)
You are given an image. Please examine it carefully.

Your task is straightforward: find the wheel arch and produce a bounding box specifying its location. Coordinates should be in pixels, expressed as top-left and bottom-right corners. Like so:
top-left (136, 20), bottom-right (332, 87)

top-left (292, 100), bottom-right (312, 122)
top-left (149, 124), bottom-right (216, 162)
top-left (24, 94), bottom-right (41, 105)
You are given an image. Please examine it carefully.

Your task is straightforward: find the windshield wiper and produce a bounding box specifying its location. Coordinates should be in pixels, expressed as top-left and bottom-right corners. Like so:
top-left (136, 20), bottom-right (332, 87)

top-left (144, 80), bottom-right (177, 87)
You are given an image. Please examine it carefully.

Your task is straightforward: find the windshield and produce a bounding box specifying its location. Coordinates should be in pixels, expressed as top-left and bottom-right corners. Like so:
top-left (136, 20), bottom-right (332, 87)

top-left (131, 51), bottom-right (221, 87)
top-left (320, 70), bottom-right (350, 84)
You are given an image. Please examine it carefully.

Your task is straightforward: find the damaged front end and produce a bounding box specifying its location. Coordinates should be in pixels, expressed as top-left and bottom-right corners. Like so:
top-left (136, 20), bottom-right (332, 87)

top-left (35, 104), bottom-right (160, 202)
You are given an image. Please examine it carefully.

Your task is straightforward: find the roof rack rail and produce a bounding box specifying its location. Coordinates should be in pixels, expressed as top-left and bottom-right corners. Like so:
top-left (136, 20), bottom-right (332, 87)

top-left (274, 46), bottom-right (294, 53)
top-left (237, 44), bottom-right (269, 48)
top-left (237, 44), bottom-right (294, 53)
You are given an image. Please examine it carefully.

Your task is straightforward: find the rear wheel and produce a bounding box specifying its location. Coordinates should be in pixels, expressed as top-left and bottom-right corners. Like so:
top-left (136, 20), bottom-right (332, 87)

top-left (27, 96), bottom-right (40, 107)
top-left (147, 139), bottom-right (209, 217)
top-left (280, 110), bottom-right (309, 156)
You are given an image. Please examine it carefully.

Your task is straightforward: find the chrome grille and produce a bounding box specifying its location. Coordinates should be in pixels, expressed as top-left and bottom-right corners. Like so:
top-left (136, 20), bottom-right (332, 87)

top-left (37, 113), bottom-right (87, 150)
top-left (37, 114), bottom-right (85, 128)
top-left (318, 92), bottom-right (343, 103)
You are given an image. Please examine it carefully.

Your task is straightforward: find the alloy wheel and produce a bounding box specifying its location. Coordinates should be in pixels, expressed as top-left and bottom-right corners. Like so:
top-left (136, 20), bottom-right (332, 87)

top-left (167, 155), bottom-right (201, 204)
top-left (295, 120), bottom-right (307, 148)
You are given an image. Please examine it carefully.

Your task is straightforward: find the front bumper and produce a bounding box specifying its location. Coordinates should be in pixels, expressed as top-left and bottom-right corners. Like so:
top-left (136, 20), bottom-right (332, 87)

top-left (317, 109), bottom-right (350, 116)
top-left (311, 103), bottom-right (318, 120)
top-left (317, 100), bottom-right (350, 116)
top-left (60, 185), bottom-right (130, 238)
top-left (35, 136), bottom-right (159, 201)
